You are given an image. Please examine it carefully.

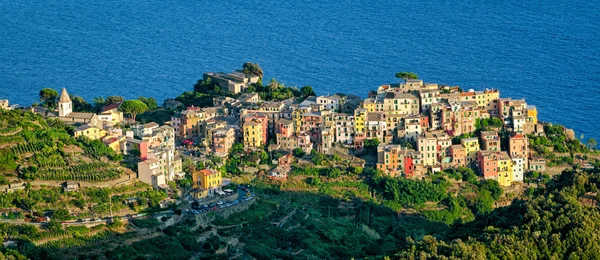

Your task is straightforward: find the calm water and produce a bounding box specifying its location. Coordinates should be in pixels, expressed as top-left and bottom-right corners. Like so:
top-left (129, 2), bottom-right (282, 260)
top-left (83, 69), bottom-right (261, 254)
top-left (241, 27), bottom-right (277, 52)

top-left (0, 1), bottom-right (599, 140)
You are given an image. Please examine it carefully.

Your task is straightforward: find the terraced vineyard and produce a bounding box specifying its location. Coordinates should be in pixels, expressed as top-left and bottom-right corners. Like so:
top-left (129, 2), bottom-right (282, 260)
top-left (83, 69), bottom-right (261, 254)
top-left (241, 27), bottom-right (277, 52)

top-left (0, 109), bottom-right (125, 182)
top-left (29, 163), bottom-right (123, 182)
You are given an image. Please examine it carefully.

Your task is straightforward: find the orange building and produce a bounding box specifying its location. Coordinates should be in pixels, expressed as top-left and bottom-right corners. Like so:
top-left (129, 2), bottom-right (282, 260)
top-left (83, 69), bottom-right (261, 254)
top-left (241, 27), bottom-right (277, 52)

top-left (477, 150), bottom-right (499, 179)
top-left (509, 133), bottom-right (529, 166)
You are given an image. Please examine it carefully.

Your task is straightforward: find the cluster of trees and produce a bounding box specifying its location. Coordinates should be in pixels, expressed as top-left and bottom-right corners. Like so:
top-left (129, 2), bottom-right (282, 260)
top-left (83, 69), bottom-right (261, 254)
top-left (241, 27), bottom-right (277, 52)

top-left (529, 125), bottom-right (594, 166)
top-left (395, 71), bottom-right (418, 81)
top-left (242, 62), bottom-right (264, 78)
top-left (177, 62), bottom-right (317, 108)
top-left (223, 143), bottom-right (269, 175)
top-left (372, 175), bottom-right (450, 206)
top-left (37, 87), bottom-right (159, 123)
top-left (398, 168), bottom-right (600, 259)
top-left (474, 117), bottom-right (504, 129)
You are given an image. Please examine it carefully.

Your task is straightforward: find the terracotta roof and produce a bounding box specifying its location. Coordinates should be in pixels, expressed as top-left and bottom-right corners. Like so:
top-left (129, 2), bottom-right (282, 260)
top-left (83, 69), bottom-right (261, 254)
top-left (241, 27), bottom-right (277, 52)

top-left (59, 88), bottom-right (71, 103)
top-left (200, 169), bottom-right (217, 176)
top-left (510, 133), bottom-right (527, 139)
top-left (102, 103), bottom-right (121, 112)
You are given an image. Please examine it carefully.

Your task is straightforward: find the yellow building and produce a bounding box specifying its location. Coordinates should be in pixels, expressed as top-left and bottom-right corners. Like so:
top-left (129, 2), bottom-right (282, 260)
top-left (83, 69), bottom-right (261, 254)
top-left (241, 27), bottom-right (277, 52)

top-left (102, 136), bottom-right (125, 153)
top-left (192, 168), bottom-right (223, 198)
top-left (354, 108), bottom-right (367, 133)
top-left (376, 144), bottom-right (402, 176)
top-left (461, 137), bottom-right (480, 165)
top-left (292, 107), bottom-right (309, 134)
top-left (383, 92), bottom-right (419, 116)
top-left (497, 152), bottom-right (513, 186)
top-left (74, 125), bottom-right (106, 140)
top-left (482, 89), bottom-right (500, 113)
top-left (362, 98), bottom-right (383, 113)
top-left (243, 118), bottom-right (265, 148)
top-left (527, 105), bottom-right (538, 124)
top-left (98, 103), bottom-right (124, 126)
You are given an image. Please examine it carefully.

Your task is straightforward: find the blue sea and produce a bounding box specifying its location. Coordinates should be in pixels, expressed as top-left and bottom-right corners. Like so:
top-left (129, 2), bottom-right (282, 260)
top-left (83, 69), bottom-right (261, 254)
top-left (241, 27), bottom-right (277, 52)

top-left (0, 1), bottom-right (598, 141)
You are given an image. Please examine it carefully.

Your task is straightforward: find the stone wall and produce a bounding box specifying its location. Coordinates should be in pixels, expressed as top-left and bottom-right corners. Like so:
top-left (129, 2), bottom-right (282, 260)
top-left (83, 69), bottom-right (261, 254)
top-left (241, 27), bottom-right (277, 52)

top-left (193, 197), bottom-right (256, 227)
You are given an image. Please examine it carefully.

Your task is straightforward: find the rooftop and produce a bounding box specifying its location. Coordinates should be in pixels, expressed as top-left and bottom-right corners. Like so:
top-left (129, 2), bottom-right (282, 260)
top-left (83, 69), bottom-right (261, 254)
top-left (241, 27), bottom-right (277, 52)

top-left (59, 88), bottom-right (71, 103)
top-left (65, 112), bottom-right (96, 119)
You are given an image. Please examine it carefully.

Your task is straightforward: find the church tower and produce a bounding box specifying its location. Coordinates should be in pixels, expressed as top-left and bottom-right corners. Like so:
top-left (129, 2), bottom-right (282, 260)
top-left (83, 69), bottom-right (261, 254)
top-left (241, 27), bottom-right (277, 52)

top-left (58, 88), bottom-right (72, 117)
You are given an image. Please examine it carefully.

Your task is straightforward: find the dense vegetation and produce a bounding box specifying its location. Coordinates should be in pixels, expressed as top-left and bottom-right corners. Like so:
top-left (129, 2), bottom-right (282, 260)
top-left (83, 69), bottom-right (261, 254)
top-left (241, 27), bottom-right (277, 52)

top-left (398, 167), bottom-right (600, 259)
top-left (69, 165), bottom-right (600, 260)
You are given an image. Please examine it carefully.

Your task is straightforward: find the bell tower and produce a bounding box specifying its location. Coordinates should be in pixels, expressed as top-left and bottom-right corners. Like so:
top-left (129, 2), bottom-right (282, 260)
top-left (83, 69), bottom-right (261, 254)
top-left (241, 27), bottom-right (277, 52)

top-left (58, 88), bottom-right (72, 117)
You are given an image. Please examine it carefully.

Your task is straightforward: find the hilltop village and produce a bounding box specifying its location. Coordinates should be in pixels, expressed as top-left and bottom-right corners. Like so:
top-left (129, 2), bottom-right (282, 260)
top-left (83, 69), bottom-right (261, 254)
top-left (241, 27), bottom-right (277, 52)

top-left (0, 66), bottom-right (584, 194)
top-left (1, 64), bottom-right (599, 259)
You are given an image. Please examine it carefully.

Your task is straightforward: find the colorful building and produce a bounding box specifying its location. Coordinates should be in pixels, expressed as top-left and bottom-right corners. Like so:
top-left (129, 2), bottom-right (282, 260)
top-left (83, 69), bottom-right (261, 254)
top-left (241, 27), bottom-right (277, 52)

top-left (527, 105), bottom-right (538, 124)
top-left (74, 125), bottom-right (106, 140)
top-left (417, 133), bottom-right (437, 167)
top-left (354, 108), bottom-right (367, 133)
top-left (192, 168), bottom-right (223, 198)
top-left (243, 115), bottom-right (268, 148)
top-left (461, 137), bottom-right (480, 166)
top-left (212, 127), bottom-right (236, 156)
top-left (497, 152), bottom-right (513, 186)
top-left (509, 133), bottom-right (529, 166)
top-left (480, 131), bottom-right (500, 151)
top-left (477, 150), bottom-right (499, 180)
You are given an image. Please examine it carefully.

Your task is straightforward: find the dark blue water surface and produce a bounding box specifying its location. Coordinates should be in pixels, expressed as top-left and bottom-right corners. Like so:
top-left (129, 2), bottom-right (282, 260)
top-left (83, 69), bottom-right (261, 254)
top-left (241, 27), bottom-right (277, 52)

top-left (0, 1), bottom-right (599, 140)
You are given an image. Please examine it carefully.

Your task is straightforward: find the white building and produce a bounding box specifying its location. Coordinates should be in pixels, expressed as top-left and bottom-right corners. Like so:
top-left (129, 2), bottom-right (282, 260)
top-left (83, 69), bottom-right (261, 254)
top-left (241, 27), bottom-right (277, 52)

top-left (316, 95), bottom-right (340, 111)
top-left (147, 148), bottom-right (184, 182)
top-left (512, 157), bottom-right (525, 182)
top-left (334, 114), bottom-right (355, 144)
top-left (138, 159), bottom-right (167, 189)
top-left (512, 115), bottom-right (527, 134)
top-left (418, 89), bottom-right (440, 113)
top-left (133, 122), bottom-right (160, 138)
top-left (144, 125), bottom-right (176, 150)
top-left (417, 133), bottom-right (437, 167)
top-left (0, 100), bottom-right (12, 110)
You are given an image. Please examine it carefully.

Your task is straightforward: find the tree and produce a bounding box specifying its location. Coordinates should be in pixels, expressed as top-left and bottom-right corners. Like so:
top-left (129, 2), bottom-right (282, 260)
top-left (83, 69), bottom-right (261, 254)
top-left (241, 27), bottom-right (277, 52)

top-left (300, 86), bottom-right (316, 98)
top-left (293, 148), bottom-right (306, 158)
top-left (52, 208), bottom-right (70, 221)
top-left (364, 138), bottom-right (380, 150)
top-left (267, 78), bottom-right (283, 92)
top-left (588, 138), bottom-right (597, 149)
top-left (311, 150), bottom-right (325, 165)
top-left (138, 96), bottom-right (158, 111)
top-left (71, 95), bottom-right (93, 112)
top-left (395, 72), bottom-right (418, 81)
top-left (120, 100), bottom-right (148, 122)
top-left (106, 96), bottom-right (124, 105)
top-left (242, 62), bottom-right (264, 78)
top-left (39, 88), bottom-right (58, 108)
top-left (92, 97), bottom-right (106, 112)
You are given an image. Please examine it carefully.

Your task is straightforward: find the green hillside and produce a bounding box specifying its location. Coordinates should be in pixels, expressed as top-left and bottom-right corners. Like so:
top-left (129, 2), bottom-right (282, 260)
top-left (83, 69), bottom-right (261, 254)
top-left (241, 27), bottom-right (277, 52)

top-left (0, 110), bottom-right (125, 183)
